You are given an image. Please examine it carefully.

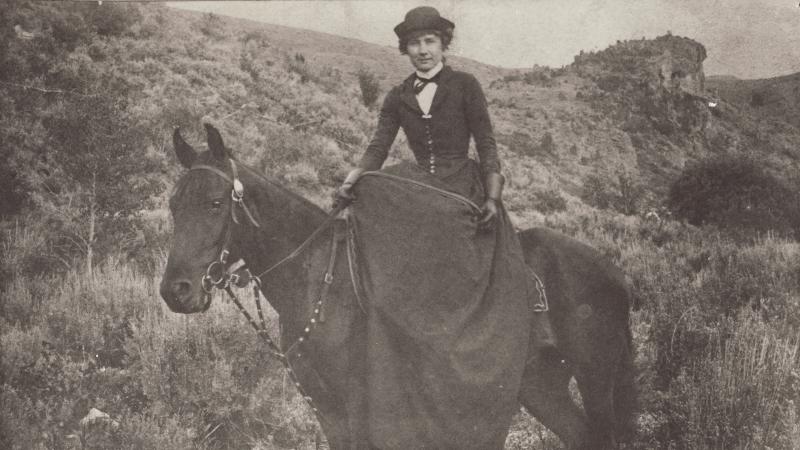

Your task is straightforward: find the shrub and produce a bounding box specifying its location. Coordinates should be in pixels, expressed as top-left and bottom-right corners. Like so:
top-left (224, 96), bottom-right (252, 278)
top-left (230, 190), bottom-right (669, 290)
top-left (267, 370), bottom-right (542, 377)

top-left (79, 3), bottom-right (142, 37)
top-left (357, 68), bottom-right (380, 108)
top-left (667, 156), bottom-right (800, 237)
top-left (286, 52), bottom-right (313, 84)
top-left (198, 12), bottom-right (224, 39)
top-left (532, 189), bottom-right (568, 214)
top-left (581, 173), bottom-right (615, 210)
top-left (523, 70), bottom-right (554, 87)
top-left (539, 132), bottom-right (556, 156)
top-left (502, 73), bottom-right (522, 83)
top-left (502, 131), bottom-right (535, 157)
top-left (580, 172), bottom-right (644, 215)
top-left (617, 173), bottom-right (644, 215)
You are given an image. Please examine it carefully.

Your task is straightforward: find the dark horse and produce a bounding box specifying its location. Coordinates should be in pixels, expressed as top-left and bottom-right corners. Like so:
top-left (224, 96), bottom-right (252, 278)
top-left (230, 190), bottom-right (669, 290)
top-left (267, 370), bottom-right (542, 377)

top-left (160, 124), bottom-right (636, 449)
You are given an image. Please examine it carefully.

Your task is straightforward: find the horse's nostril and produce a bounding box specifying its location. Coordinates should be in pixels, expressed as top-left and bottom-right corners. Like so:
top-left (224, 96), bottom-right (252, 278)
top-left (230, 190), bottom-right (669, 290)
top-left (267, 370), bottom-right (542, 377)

top-left (171, 280), bottom-right (192, 297)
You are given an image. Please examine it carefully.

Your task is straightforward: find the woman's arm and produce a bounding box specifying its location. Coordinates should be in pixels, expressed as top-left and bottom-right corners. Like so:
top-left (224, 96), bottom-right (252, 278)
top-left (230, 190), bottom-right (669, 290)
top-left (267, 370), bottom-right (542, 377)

top-left (463, 74), bottom-right (500, 177)
top-left (334, 87), bottom-right (401, 209)
top-left (358, 87), bottom-right (402, 171)
top-left (463, 74), bottom-right (504, 229)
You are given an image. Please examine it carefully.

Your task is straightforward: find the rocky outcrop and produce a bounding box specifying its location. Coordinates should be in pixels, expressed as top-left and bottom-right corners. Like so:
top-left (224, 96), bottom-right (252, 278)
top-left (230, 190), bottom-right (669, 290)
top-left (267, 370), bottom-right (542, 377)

top-left (654, 35), bottom-right (706, 95)
top-left (573, 34), bottom-right (707, 96)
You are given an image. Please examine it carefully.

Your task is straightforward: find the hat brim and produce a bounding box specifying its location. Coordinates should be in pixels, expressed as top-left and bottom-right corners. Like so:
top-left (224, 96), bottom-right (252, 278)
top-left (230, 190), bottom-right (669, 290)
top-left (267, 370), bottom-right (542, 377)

top-left (394, 16), bottom-right (455, 39)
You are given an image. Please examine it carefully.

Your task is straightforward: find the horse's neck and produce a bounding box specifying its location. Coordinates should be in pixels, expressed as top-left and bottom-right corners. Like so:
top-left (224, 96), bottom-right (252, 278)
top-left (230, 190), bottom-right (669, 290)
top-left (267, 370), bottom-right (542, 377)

top-left (235, 167), bottom-right (328, 319)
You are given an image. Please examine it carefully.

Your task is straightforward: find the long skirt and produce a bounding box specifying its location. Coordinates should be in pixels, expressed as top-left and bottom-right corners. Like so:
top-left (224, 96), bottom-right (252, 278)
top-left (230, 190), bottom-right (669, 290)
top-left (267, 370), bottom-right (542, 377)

top-left (348, 160), bottom-right (534, 449)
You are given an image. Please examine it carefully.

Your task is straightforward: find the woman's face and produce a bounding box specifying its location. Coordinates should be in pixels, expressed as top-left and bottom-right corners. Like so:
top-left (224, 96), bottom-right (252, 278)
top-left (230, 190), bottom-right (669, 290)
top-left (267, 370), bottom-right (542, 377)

top-left (406, 32), bottom-right (444, 72)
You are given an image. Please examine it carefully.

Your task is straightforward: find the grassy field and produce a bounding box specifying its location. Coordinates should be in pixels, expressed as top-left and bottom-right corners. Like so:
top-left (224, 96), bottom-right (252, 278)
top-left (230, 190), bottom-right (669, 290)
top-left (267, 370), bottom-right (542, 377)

top-left (2, 2), bottom-right (800, 449)
top-left (3, 204), bottom-right (799, 449)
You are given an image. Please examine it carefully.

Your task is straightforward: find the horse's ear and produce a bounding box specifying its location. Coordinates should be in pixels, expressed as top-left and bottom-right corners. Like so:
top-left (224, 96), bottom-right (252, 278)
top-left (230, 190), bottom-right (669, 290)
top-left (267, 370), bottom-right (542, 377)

top-left (204, 123), bottom-right (230, 161)
top-left (173, 127), bottom-right (197, 169)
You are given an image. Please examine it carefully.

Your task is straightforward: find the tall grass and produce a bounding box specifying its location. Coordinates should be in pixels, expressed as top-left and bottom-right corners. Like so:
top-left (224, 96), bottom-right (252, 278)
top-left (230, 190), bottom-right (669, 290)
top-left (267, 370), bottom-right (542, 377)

top-left (0, 240), bottom-right (317, 449)
top-left (536, 204), bottom-right (800, 449)
top-left (677, 312), bottom-right (799, 449)
top-left (3, 205), bottom-right (800, 448)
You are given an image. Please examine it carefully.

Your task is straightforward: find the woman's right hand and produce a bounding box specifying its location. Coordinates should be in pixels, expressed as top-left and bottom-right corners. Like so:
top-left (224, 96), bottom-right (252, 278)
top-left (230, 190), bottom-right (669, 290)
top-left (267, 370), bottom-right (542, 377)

top-left (331, 168), bottom-right (365, 210)
top-left (332, 182), bottom-right (356, 209)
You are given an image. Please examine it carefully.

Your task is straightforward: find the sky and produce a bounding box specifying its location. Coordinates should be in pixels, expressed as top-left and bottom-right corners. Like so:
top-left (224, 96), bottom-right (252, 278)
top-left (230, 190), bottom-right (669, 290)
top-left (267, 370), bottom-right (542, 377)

top-left (170, 0), bottom-right (800, 79)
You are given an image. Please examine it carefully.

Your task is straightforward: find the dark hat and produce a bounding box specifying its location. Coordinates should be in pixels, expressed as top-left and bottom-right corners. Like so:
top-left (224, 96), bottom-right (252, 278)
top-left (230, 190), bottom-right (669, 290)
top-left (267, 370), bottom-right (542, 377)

top-left (394, 6), bottom-right (455, 39)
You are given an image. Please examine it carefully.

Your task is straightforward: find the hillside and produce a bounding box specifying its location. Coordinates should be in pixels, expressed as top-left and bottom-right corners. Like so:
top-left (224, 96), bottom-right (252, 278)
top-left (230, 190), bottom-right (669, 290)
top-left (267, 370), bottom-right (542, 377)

top-left (6, 3), bottom-right (800, 223)
top-left (488, 34), bottom-right (800, 212)
top-left (708, 72), bottom-right (800, 130)
top-left (2, 3), bottom-right (800, 450)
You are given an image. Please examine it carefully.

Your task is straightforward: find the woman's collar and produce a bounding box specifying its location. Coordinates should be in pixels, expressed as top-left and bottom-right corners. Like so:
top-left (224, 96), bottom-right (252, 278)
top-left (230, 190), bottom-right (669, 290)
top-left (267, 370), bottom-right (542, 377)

top-left (416, 61), bottom-right (444, 80)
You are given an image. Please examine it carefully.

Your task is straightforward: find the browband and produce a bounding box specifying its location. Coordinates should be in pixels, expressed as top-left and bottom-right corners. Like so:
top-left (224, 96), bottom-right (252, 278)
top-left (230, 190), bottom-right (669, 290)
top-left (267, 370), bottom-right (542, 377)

top-left (190, 160), bottom-right (261, 228)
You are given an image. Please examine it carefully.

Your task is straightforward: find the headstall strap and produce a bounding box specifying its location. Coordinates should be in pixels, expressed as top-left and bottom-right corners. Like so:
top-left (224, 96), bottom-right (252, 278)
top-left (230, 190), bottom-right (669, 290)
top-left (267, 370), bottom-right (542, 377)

top-left (190, 160), bottom-right (260, 228)
top-left (191, 159), bottom-right (354, 421)
top-left (191, 158), bottom-right (350, 422)
top-left (213, 228), bottom-right (340, 423)
top-left (228, 160), bottom-right (261, 228)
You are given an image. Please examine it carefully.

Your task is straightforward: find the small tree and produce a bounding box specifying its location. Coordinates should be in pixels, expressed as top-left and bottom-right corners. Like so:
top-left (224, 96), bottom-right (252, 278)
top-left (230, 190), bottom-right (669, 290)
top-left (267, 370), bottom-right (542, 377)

top-left (41, 90), bottom-right (161, 275)
top-left (617, 172), bottom-right (644, 215)
top-left (581, 173), bottom-right (615, 210)
top-left (357, 68), bottom-right (380, 108)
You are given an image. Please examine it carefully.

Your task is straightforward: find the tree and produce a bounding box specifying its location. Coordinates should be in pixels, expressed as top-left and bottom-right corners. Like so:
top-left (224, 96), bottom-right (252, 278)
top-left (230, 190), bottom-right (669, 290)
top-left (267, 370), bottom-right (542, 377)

top-left (357, 68), bottom-right (380, 108)
top-left (40, 89), bottom-right (161, 275)
top-left (1, 1), bottom-right (160, 275)
top-left (667, 156), bottom-right (800, 237)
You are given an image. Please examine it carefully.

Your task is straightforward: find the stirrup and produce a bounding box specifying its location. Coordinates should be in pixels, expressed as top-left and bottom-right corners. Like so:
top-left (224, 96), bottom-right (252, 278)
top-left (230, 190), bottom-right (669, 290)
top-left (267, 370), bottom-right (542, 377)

top-left (529, 268), bottom-right (549, 313)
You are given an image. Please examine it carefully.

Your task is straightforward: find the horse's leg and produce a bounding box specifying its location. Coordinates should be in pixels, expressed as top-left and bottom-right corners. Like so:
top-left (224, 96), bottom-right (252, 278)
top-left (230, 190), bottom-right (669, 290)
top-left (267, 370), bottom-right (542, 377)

top-left (518, 347), bottom-right (589, 450)
top-left (575, 379), bottom-right (617, 449)
top-left (573, 339), bottom-right (625, 450)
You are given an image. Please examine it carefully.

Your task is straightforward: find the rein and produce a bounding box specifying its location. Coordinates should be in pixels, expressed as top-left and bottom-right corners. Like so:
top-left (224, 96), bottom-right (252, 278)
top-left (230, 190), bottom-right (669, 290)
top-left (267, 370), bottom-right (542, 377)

top-left (189, 159), bottom-right (346, 421)
top-left (184, 161), bottom-right (505, 425)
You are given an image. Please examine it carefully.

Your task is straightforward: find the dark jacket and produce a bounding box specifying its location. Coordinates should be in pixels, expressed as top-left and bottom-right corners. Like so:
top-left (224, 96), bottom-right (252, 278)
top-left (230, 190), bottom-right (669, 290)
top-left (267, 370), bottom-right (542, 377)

top-left (358, 65), bottom-right (500, 182)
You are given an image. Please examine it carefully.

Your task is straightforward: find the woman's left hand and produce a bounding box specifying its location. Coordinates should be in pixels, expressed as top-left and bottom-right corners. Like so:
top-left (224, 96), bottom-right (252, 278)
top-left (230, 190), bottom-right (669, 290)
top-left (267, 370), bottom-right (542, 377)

top-left (478, 199), bottom-right (498, 230)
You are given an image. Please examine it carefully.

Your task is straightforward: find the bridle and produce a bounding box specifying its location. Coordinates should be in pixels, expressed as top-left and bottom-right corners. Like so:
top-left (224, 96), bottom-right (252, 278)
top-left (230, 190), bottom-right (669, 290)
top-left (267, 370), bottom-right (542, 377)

top-left (190, 160), bottom-right (261, 296)
top-left (187, 158), bottom-right (348, 421)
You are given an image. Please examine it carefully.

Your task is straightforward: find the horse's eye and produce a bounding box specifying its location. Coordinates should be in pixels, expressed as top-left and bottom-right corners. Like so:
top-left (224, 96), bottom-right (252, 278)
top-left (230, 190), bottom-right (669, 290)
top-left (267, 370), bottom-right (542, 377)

top-left (211, 199), bottom-right (223, 210)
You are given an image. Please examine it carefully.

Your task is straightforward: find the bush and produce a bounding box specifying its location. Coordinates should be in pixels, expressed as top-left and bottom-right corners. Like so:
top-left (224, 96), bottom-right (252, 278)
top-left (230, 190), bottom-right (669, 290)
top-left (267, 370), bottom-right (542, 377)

top-left (667, 156), bottom-right (800, 237)
top-left (80, 3), bottom-right (142, 37)
top-left (581, 173), bottom-right (645, 216)
top-left (287, 52), bottom-right (312, 83)
top-left (357, 68), bottom-right (380, 108)
top-left (617, 173), bottom-right (644, 215)
top-left (523, 70), bottom-right (554, 87)
top-left (198, 12), bottom-right (224, 39)
top-left (539, 132), bottom-right (556, 156)
top-left (532, 189), bottom-right (568, 214)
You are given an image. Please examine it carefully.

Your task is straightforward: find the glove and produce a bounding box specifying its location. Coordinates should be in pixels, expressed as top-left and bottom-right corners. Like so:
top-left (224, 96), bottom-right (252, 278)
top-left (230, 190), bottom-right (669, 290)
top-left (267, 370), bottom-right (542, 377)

top-left (332, 168), bottom-right (364, 210)
top-left (478, 172), bottom-right (504, 230)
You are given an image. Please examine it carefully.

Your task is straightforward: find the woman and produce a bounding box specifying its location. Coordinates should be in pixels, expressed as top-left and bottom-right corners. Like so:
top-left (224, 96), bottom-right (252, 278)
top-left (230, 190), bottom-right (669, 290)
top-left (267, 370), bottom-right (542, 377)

top-left (331, 7), bottom-right (552, 449)
top-left (335, 5), bottom-right (504, 227)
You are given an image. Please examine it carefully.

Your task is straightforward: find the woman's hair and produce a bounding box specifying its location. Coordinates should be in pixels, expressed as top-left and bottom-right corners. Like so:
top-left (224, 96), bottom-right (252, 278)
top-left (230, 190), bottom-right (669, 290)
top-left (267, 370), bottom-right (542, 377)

top-left (398, 28), bottom-right (453, 55)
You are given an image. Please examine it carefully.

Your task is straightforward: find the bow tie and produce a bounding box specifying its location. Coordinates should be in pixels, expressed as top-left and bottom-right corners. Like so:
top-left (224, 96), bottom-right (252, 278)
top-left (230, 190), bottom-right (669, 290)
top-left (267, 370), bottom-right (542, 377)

top-left (413, 72), bottom-right (441, 94)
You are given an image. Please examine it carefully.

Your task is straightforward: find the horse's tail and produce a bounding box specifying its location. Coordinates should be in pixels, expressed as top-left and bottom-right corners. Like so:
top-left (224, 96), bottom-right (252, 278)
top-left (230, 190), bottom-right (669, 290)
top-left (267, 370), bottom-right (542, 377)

top-left (613, 302), bottom-right (638, 442)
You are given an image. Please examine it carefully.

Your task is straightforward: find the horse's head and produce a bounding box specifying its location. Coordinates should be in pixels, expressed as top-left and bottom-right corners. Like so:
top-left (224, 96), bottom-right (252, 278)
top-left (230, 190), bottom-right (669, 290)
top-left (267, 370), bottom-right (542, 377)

top-left (160, 124), bottom-right (245, 313)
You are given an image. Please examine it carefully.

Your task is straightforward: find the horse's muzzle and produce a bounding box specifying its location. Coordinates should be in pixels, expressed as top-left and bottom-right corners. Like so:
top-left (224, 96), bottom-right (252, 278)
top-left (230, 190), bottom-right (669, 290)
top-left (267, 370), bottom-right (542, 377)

top-left (160, 278), bottom-right (210, 313)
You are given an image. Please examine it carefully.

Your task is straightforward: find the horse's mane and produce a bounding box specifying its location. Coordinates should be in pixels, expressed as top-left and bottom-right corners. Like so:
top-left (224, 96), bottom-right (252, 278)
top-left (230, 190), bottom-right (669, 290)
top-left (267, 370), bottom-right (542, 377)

top-left (238, 159), bottom-right (326, 217)
top-left (170, 151), bottom-right (326, 219)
